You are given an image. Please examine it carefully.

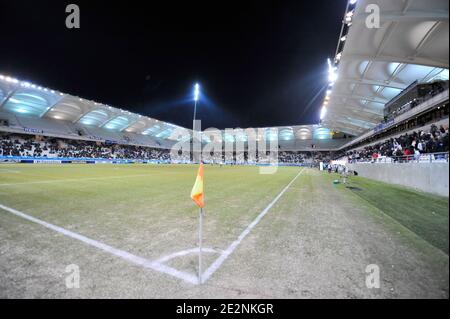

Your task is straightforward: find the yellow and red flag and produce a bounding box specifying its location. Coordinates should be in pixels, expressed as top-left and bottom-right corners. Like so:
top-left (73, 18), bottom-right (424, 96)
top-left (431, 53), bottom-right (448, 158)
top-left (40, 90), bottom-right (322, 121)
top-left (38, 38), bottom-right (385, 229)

top-left (190, 163), bottom-right (205, 208)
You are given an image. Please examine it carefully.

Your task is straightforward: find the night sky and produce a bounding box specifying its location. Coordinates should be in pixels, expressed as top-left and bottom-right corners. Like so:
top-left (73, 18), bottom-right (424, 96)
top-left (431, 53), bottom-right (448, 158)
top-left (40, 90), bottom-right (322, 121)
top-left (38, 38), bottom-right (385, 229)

top-left (0, 0), bottom-right (346, 129)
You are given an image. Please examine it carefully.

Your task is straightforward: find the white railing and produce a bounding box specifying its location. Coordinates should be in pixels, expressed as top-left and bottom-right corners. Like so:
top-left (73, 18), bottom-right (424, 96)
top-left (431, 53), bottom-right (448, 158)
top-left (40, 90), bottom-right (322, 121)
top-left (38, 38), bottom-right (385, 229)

top-left (348, 152), bottom-right (449, 164)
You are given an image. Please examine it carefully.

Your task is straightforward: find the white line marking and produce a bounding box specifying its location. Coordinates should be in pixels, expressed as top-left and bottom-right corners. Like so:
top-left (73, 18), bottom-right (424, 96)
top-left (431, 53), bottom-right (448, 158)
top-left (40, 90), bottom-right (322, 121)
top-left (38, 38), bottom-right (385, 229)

top-left (0, 203), bottom-right (198, 285)
top-left (0, 168), bottom-right (305, 285)
top-left (156, 247), bottom-right (219, 264)
top-left (202, 168), bottom-right (305, 282)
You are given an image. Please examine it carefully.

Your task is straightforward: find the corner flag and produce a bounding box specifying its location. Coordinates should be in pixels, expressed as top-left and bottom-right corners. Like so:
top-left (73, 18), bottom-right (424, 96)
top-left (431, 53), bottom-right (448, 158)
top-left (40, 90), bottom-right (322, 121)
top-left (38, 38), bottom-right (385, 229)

top-left (190, 163), bottom-right (205, 208)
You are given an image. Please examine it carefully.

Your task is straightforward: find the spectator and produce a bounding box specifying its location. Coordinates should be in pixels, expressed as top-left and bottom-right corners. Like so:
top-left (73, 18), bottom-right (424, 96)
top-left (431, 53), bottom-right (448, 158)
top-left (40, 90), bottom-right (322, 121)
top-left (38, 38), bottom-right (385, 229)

top-left (339, 125), bottom-right (448, 163)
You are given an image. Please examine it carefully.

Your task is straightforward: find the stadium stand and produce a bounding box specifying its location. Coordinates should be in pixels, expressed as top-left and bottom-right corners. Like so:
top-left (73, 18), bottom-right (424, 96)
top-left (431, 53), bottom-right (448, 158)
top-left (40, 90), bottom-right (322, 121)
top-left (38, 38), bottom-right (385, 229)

top-left (1, 131), bottom-right (335, 165)
top-left (0, 132), bottom-right (171, 161)
top-left (344, 124), bottom-right (449, 163)
top-left (333, 87), bottom-right (449, 162)
top-left (384, 80), bottom-right (449, 122)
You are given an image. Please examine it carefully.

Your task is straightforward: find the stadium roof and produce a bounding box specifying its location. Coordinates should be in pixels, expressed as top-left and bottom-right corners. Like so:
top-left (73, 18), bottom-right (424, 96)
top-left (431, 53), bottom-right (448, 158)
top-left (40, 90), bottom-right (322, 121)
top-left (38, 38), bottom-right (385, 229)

top-left (321, 0), bottom-right (449, 136)
top-left (0, 74), bottom-right (340, 144)
top-left (0, 74), bottom-right (185, 141)
top-left (200, 125), bottom-right (335, 143)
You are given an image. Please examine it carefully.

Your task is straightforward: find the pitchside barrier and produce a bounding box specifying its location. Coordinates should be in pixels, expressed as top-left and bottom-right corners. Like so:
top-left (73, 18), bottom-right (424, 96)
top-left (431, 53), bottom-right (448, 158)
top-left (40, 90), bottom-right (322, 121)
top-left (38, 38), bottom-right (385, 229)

top-left (347, 160), bottom-right (449, 197)
top-left (0, 155), bottom-right (312, 167)
top-left (348, 152), bottom-right (449, 164)
top-left (0, 155), bottom-right (171, 165)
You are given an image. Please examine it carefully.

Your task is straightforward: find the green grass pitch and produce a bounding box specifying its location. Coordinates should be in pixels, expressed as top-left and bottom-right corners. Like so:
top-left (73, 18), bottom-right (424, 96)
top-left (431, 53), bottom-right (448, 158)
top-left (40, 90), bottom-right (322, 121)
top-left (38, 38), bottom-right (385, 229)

top-left (0, 164), bottom-right (448, 298)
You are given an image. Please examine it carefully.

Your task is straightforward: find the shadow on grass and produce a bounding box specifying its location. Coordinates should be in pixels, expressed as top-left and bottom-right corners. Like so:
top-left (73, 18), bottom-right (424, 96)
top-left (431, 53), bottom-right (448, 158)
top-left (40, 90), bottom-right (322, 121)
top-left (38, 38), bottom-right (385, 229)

top-left (344, 175), bottom-right (449, 255)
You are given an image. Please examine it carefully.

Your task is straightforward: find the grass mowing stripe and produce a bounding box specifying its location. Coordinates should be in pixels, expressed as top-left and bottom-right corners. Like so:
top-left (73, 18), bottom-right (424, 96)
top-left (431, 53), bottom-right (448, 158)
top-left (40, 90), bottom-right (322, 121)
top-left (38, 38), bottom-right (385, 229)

top-left (0, 173), bottom-right (159, 186)
top-left (342, 175), bottom-right (449, 254)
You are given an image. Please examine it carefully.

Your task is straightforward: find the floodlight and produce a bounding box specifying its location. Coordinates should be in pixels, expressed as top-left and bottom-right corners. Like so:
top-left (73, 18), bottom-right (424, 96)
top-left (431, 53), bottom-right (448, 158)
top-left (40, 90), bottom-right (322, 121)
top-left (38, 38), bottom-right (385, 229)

top-left (320, 106), bottom-right (327, 120)
top-left (194, 83), bottom-right (200, 101)
top-left (327, 59), bottom-right (338, 84)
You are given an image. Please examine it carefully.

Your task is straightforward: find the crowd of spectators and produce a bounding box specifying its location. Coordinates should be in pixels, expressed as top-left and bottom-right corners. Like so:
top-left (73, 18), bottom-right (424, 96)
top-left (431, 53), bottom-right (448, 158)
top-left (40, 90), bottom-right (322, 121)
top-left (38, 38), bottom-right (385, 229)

top-left (0, 133), bottom-right (170, 161)
top-left (208, 151), bottom-right (328, 165)
top-left (3, 125), bottom-right (447, 165)
top-left (278, 151), bottom-right (330, 164)
top-left (346, 124), bottom-right (449, 163)
top-left (0, 133), bottom-right (333, 165)
top-left (278, 151), bottom-right (309, 164)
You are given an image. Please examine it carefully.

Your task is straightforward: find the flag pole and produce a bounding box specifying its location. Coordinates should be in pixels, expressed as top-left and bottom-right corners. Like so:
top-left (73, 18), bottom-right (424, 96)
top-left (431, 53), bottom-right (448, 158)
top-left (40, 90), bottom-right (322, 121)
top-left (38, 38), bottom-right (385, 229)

top-left (198, 207), bottom-right (203, 284)
top-left (192, 83), bottom-right (203, 284)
